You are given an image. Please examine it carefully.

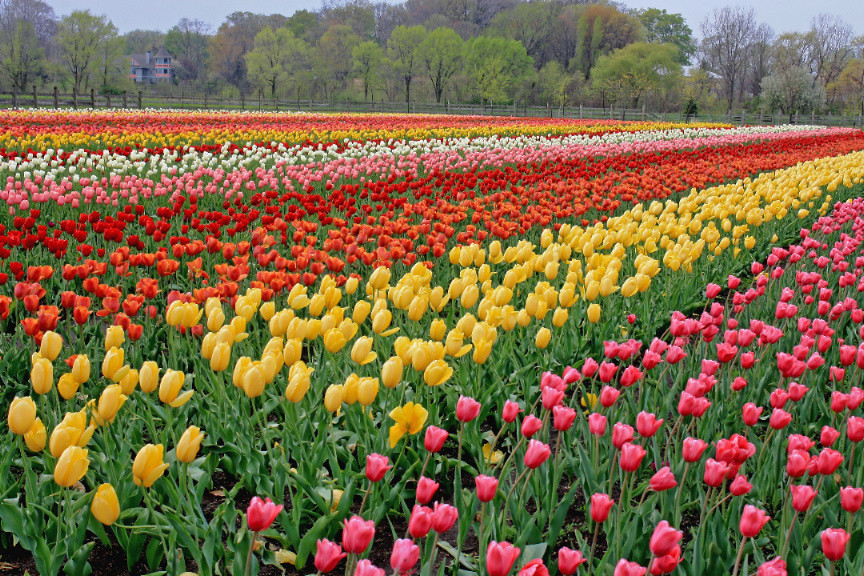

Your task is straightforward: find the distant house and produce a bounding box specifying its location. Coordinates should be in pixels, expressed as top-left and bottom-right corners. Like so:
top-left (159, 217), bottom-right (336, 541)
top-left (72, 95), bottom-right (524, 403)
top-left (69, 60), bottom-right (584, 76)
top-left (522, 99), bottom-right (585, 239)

top-left (129, 47), bottom-right (174, 84)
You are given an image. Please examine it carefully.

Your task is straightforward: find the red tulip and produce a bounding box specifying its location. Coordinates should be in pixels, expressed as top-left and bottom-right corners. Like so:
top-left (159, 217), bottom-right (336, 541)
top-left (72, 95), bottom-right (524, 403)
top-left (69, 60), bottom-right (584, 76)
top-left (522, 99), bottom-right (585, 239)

top-left (730, 474), bottom-right (752, 496)
top-left (739, 505), bottom-right (770, 538)
top-left (365, 453), bottom-right (391, 483)
top-left (524, 439), bottom-right (551, 469)
top-left (390, 539), bottom-right (420, 574)
top-left (848, 416), bottom-right (864, 442)
top-left (588, 413), bottom-right (607, 436)
top-left (353, 559), bottom-right (385, 576)
top-left (816, 448), bottom-right (844, 475)
top-left (246, 496), bottom-right (283, 532)
top-left (682, 437), bottom-right (708, 462)
top-left (553, 405), bottom-right (576, 431)
top-left (769, 408), bottom-right (792, 430)
top-left (600, 386), bottom-right (620, 407)
top-left (342, 515), bottom-right (375, 554)
top-left (486, 541), bottom-right (521, 576)
top-left (636, 411), bottom-right (663, 437)
top-left (416, 476), bottom-right (439, 504)
top-left (582, 358), bottom-right (599, 378)
top-left (649, 467), bottom-right (677, 491)
top-left (431, 502), bottom-right (458, 533)
top-left (502, 400), bottom-right (521, 423)
top-left (613, 559), bottom-right (647, 576)
top-left (475, 475), bottom-right (499, 503)
top-left (790, 484), bottom-right (818, 512)
top-left (756, 558), bottom-right (787, 576)
top-left (619, 443), bottom-right (646, 472)
top-left (541, 386), bottom-right (565, 410)
top-left (612, 422), bottom-right (634, 448)
top-left (649, 521), bottom-right (682, 556)
top-left (840, 486), bottom-right (863, 512)
top-left (314, 539), bottom-right (346, 573)
top-left (517, 559), bottom-right (549, 576)
top-left (456, 395), bottom-right (481, 422)
top-left (557, 547), bottom-right (586, 575)
top-left (704, 459), bottom-right (729, 487)
top-left (742, 403), bottom-right (762, 426)
top-left (424, 426), bottom-right (448, 453)
top-left (408, 505), bottom-right (432, 539)
top-left (820, 426), bottom-right (840, 447)
top-left (521, 415), bottom-right (543, 438)
top-left (821, 528), bottom-right (850, 561)
top-left (598, 362), bottom-right (617, 383)
top-left (590, 493), bottom-right (614, 523)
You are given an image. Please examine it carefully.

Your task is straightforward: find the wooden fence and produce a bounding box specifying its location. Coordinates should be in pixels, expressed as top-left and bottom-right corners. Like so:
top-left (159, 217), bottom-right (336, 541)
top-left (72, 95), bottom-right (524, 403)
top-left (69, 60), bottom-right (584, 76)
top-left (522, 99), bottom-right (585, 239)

top-left (1, 87), bottom-right (863, 128)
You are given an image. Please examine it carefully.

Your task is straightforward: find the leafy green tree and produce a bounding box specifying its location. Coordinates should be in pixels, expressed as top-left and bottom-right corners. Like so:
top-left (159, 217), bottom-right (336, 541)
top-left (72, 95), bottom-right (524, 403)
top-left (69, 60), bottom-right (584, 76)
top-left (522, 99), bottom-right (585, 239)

top-left (762, 67), bottom-right (824, 120)
top-left (487, 2), bottom-right (553, 63)
top-left (165, 18), bottom-right (211, 83)
top-left (56, 10), bottom-right (118, 93)
top-left (245, 26), bottom-right (307, 97)
top-left (538, 60), bottom-right (578, 109)
top-left (591, 42), bottom-right (682, 107)
top-left (0, 20), bottom-right (45, 91)
top-left (463, 35), bottom-right (533, 104)
top-left (314, 24), bottom-right (360, 99)
top-left (352, 40), bottom-right (383, 100)
top-left (634, 8), bottom-right (695, 65)
top-left (95, 31), bottom-right (126, 93)
top-left (123, 29), bottom-right (164, 55)
top-left (387, 25), bottom-right (426, 103)
top-left (416, 27), bottom-right (463, 103)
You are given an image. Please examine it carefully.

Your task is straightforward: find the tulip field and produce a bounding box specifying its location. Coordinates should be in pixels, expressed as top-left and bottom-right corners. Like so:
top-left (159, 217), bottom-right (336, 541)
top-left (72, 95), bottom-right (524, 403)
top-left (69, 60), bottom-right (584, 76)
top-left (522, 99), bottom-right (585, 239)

top-left (5, 110), bottom-right (864, 576)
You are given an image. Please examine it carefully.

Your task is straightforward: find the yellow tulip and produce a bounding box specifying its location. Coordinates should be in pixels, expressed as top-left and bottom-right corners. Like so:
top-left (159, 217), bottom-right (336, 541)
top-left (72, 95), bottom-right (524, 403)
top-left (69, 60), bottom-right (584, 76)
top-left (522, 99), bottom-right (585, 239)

top-left (71, 355), bottom-right (90, 384)
top-left (535, 327), bottom-right (552, 349)
top-left (282, 339), bottom-right (302, 366)
top-left (342, 374), bottom-right (360, 404)
top-left (31, 356), bottom-right (53, 395)
top-left (24, 418), bottom-right (46, 452)
top-left (483, 443), bottom-right (504, 464)
top-left (381, 356), bottom-right (403, 389)
top-left (176, 426), bottom-right (205, 463)
top-left (429, 319), bottom-right (447, 341)
top-left (96, 384), bottom-right (127, 425)
top-left (388, 402), bottom-right (428, 448)
top-left (233, 356), bottom-right (252, 388)
top-left (472, 338), bottom-right (493, 364)
top-left (139, 361), bottom-right (159, 394)
top-left (7, 396), bottom-right (37, 435)
top-left (104, 326), bottom-right (124, 351)
top-left (552, 307), bottom-right (568, 327)
top-left (323, 328), bottom-right (348, 353)
top-left (54, 446), bottom-right (90, 487)
top-left (285, 370), bottom-right (311, 403)
top-left (368, 266), bottom-right (391, 291)
top-left (40, 330), bottom-right (63, 361)
top-left (207, 307), bottom-right (226, 332)
top-left (352, 300), bottom-right (371, 324)
top-left (423, 359), bottom-right (453, 387)
top-left (49, 411), bottom-right (95, 458)
top-left (159, 370), bottom-right (194, 407)
top-left (201, 332), bottom-right (217, 359)
top-left (56, 373), bottom-right (79, 400)
top-left (166, 300), bottom-right (185, 327)
top-left (587, 303), bottom-right (601, 323)
top-left (344, 277), bottom-right (359, 295)
top-left (259, 301), bottom-right (276, 322)
top-left (324, 384), bottom-right (344, 412)
top-left (101, 347), bottom-right (124, 381)
top-left (357, 378), bottom-right (379, 406)
top-left (118, 369), bottom-right (139, 396)
top-left (132, 444), bottom-right (169, 488)
top-left (91, 483), bottom-right (120, 525)
top-left (181, 303), bottom-right (203, 328)
top-left (350, 336), bottom-right (377, 365)
top-left (211, 342), bottom-right (231, 372)
top-left (242, 364), bottom-right (266, 398)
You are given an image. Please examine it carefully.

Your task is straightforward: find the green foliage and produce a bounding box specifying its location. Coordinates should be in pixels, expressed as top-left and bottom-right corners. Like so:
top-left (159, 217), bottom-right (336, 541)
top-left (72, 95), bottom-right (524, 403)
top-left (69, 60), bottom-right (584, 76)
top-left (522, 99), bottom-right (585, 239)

top-left (314, 24), bottom-right (361, 99)
top-left (416, 27), bottom-right (463, 103)
top-left (463, 35), bottom-right (533, 104)
top-left (245, 26), bottom-right (307, 97)
top-left (387, 25), bottom-right (427, 103)
top-left (591, 41), bottom-right (682, 107)
top-left (55, 10), bottom-right (119, 93)
top-left (634, 8), bottom-right (695, 65)
top-left (351, 40), bottom-right (383, 100)
top-left (0, 20), bottom-right (45, 92)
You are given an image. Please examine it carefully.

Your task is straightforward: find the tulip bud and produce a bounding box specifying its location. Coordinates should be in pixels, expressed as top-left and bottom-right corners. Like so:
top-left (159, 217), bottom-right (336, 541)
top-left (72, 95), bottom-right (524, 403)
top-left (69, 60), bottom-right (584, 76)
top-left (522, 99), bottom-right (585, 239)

top-left (91, 483), bottom-right (120, 525)
top-left (176, 425), bottom-right (205, 463)
top-left (40, 330), bottom-right (63, 361)
top-left (381, 356), bottom-right (403, 389)
top-left (132, 443), bottom-right (169, 488)
top-left (314, 539), bottom-right (346, 573)
top-left (7, 396), bottom-right (37, 435)
top-left (31, 356), bottom-right (53, 395)
top-left (24, 418), bottom-right (46, 452)
top-left (104, 325), bottom-right (124, 351)
top-left (342, 515), bottom-right (375, 554)
top-left (210, 342), bottom-right (231, 372)
top-left (54, 445), bottom-right (90, 487)
top-left (247, 496), bottom-right (284, 532)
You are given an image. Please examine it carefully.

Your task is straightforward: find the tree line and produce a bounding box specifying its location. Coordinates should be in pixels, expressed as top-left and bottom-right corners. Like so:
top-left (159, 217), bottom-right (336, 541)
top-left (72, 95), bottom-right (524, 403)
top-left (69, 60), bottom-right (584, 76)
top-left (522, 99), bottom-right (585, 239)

top-left (0, 0), bottom-right (863, 116)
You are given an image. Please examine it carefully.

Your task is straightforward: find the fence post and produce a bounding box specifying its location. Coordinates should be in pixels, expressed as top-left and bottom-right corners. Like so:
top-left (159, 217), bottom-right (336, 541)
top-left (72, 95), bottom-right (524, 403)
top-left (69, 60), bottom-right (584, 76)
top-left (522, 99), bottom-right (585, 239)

top-left (122, 91), bottom-right (127, 108)
top-left (32, 85), bottom-right (38, 107)
top-left (137, 91), bottom-right (142, 109)
top-left (90, 88), bottom-right (95, 109)
top-left (54, 86), bottom-right (59, 108)
top-left (72, 87), bottom-right (77, 110)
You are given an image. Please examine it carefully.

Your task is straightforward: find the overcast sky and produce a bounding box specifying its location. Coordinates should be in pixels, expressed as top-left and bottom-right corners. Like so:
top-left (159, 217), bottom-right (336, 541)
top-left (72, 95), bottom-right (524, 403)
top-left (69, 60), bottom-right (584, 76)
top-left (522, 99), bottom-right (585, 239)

top-left (45, 0), bottom-right (864, 36)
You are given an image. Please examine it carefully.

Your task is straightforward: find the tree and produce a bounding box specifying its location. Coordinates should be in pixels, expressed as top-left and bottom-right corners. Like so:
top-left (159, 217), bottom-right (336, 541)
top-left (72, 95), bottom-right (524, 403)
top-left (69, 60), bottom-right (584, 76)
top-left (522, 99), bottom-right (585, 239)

top-left (352, 40), bottom-right (383, 100)
top-left (123, 29), bottom-right (164, 55)
top-left (208, 12), bottom-right (288, 90)
top-left (245, 26), bottom-right (307, 97)
top-left (538, 60), bottom-right (578, 110)
top-left (699, 6), bottom-right (758, 110)
top-left (286, 9), bottom-right (317, 42)
top-left (0, 0), bottom-right (56, 92)
top-left (572, 4), bottom-right (642, 79)
top-left (387, 25), bottom-right (426, 103)
top-left (165, 18), bottom-right (211, 84)
top-left (634, 8), bottom-right (695, 65)
top-left (463, 35), bottom-right (533, 104)
top-left (372, 2), bottom-right (406, 44)
top-left (320, 0), bottom-right (376, 39)
top-left (830, 36), bottom-right (864, 116)
top-left (806, 14), bottom-right (854, 104)
top-left (314, 24), bottom-right (360, 99)
top-left (416, 27), bottom-right (463, 102)
top-left (761, 67), bottom-right (824, 121)
top-left (745, 23), bottom-right (774, 101)
top-left (487, 2), bottom-right (553, 65)
top-left (591, 42), bottom-right (682, 108)
top-left (56, 10), bottom-right (118, 93)
top-left (95, 29), bottom-right (126, 93)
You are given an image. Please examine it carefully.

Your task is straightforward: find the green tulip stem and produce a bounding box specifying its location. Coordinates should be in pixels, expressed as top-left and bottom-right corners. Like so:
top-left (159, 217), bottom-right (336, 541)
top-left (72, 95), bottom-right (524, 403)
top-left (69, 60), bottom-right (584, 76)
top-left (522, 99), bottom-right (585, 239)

top-left (244, 529), bottom-right (259, 576)
top-left (730, 536), bottom-right (747, 576)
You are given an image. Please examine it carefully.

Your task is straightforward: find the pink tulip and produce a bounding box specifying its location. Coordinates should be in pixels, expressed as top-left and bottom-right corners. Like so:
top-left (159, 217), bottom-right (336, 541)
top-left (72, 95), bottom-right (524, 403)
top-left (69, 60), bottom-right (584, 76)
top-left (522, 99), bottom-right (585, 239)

top-left (246, 496), bottom-right (283, 532)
